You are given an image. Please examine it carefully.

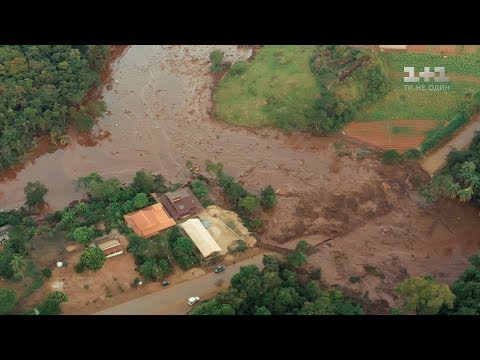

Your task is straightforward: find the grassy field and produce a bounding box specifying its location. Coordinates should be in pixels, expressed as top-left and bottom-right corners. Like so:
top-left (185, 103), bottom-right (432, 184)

top-left (358, 52), bottom-right (480, 122)
top-left (213, 45), bottom-right (318, 130)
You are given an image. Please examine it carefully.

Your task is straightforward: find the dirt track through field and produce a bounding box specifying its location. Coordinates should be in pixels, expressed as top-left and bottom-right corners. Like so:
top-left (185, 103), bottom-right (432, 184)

top-left (421, 115), bottom-right (480, 175)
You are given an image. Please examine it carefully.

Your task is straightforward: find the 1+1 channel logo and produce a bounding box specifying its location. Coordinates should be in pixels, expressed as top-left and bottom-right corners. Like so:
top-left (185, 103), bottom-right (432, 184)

top-left (403, 66), bottom-right (450, 91)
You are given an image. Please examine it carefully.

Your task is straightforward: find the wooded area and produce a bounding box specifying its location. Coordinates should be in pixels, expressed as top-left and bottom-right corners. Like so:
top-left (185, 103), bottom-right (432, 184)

top-left (0, 45), bottom-right (110, 170)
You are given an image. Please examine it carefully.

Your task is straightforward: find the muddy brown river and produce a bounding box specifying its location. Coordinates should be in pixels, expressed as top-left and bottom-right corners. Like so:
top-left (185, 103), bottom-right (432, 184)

top-left (0, 45), bottom-right (336, 210)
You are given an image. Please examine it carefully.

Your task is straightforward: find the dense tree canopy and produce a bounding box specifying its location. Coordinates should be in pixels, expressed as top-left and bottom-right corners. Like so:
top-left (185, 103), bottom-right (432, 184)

top-left (450, 253), bottom-right (480, 314)
top-left (0, 45), bottom-right (110, 170)
top-left (395, 277), bottom-right (455, 315)
top-left (190, 255), bottom-right (364, 315)
top-left (0, 288), bottom-right (17, 314)
top-left (73, 226), bottom-right (95, 245)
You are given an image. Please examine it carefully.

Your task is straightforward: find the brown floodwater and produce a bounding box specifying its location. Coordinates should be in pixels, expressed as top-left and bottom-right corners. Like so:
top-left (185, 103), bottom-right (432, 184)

top-left (0, 45), bottom-right (336, 211)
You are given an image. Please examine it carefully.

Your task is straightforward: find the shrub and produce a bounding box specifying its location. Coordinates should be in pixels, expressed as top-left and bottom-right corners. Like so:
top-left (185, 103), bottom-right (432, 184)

top-left (38, 292), bottom-right (68, 315)
top-left (382, 150), bottom-right (401, 164)
top-left (243, 218), bottom-right (263, 231)
top-left (230, 240), bottom-right (248, 254)
top-left (190, 180), bottom-right (209, 202)
top-left (402, 148), bottom-right (422, 161)
top-left (239, 195), bottom-right (260, 214)
top-left (349, 275), bottom-right (362, 283)
top-left (41, 268), bottom-right (52, 278)
top-left (74, 262), bottom-right (85, 273)
top-left (229, 61), bottom-right (247, 77)
top-left (260, 185), bottom-right (277, 209)
top-left (310, 268), bottom-right (322, 280)
top-left (210, 50), bottom-right (224, 73)
top-left (356, 149), bottom-right (370, 160)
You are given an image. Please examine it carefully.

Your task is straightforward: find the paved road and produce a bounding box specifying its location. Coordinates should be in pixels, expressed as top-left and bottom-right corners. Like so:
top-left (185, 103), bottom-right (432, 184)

top-left (421, 115), bottom-right (480, 175)
top-left (95, 253), bottom-right (268, 315)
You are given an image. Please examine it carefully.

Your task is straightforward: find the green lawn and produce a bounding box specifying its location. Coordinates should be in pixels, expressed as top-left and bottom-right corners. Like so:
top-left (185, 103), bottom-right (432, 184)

top-left (357, 52), bottom-right (480, 124)
top-left (213, 45), bottom-right (318, 130)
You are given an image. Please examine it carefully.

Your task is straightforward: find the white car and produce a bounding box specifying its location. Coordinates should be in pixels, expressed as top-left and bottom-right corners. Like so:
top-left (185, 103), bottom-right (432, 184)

top-left (188, 296), bottom-right (200, 306)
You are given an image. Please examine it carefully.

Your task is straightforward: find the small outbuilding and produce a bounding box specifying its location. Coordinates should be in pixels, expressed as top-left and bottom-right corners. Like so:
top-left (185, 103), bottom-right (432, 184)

top-left (178, 218), bottom-right (222, 258)
top-left (159, 188), bottom-right (203, 220)
top-left (95, 234), bottom-right (124, 258)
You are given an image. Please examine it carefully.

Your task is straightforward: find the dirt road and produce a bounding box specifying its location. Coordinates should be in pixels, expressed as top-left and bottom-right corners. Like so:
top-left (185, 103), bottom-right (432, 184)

top-left (95, 253), bottom-right (269, 315)
top-left (421, 115), bottom-right (480, 175)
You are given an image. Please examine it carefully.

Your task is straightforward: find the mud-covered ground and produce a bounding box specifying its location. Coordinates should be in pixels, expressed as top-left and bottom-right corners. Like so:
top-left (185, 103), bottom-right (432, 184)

top-left (1, 46), bottom-right (480, 313)
top-left (259, 141), bottom-right (480, 312)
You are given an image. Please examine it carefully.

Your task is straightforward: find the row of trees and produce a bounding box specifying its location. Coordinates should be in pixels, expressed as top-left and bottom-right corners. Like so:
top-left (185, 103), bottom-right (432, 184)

top-left (205, 160), bottom-right (277, 231)
top-left (0, 45), bottom-right (111, 170)
top-left (190, 254), bottom-right (364, 315)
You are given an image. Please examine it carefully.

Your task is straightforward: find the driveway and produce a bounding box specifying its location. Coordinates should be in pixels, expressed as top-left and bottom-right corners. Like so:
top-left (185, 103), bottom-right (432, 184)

top-left (95, 253), bottom-right (269, 315)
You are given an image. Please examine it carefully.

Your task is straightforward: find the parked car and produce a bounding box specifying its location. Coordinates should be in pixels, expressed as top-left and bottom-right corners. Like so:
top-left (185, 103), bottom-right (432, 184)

top-left (162, 280), bottom-right (170, 287)
top-left (214, 265), bottom-right (225, 273)
top-left (188, 296), bottom-right (200, 306)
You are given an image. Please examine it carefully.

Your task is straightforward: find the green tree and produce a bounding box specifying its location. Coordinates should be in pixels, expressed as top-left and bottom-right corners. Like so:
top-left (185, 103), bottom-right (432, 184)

top-left (189, 300), bottom-right (235, 315)
top-left (24, 181), bottom-right (48, 208)
top-left (80, 247), bottom-right (106, 271)
top-left (139, 259), bottom-right (172, 280)
top-left (287, 248), bottom-right (307, 269)
top-left (38, 292), bottom-right (68, 315)
top-left (382, 150), bottom-right (401, 164)
top-left (210, 50), bottom-right (224, 73)
top-left (450, 253), bottom-right (480, 314)
top-left (239, 195), bottom-right (260, 214)
top-left (122, 200), bottom-right (135, 213)
top-left (0, 288), bottom-right (17, 314)
top-left (132, 170), bottom-right (155, 194)
top-left (73, 226), bottom-right (95, 245)
top-left (395, 277), bottom-right (455, 315)
top-left (10, 254), bottom-right (27, 280)
top-left (254, 306), bottom-right (271, 315)
top-left (457, 187), bottom-right (474, 202)
top-left (133, 193), bottom-right (149, 209)
top-left (88, 178), bottom-right (121, 200)
top-left (190, 180), bottom-right (209, 202)
top-left (5, 225), bottom-right (29, 255)
top-left (173, 237), bottom-right (200, 270)
top-left (0, 252), bottom-right (15, 279)
top-left (260, 185), bottom-right (277, 209)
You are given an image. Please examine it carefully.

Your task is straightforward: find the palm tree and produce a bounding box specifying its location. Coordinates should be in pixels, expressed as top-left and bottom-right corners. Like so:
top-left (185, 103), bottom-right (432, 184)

top-left (457, 161), bottom-right (476, 183)
top-left (457, 187), bottom-right (474, 203)
top-left (446, 182), bottom-right (461, 200)
top-left (10, 254), bottom-right (27, 279)
top-left (465, 174), bottom-right (480, 192)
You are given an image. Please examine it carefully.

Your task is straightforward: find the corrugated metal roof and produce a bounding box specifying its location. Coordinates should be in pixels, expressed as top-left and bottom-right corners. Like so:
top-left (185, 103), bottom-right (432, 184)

top-left (179, 218), bottom-right (221, 258)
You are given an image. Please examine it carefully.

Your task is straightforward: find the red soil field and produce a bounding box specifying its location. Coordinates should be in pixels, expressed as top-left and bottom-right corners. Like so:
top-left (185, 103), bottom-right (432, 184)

top-left (344, 119), bottom-right (437, 152)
